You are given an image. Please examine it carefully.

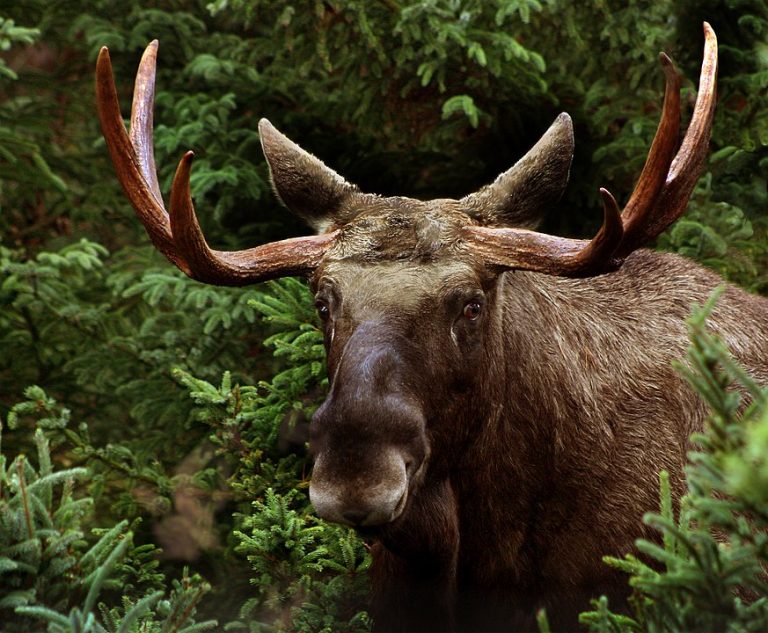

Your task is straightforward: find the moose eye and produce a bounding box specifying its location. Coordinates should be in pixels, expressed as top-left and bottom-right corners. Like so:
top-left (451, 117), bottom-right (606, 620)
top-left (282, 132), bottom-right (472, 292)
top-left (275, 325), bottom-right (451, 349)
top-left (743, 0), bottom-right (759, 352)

top-left (315, 299), bottom-right (330, 321)
top-left (463, 301), bottom-right (482, 321)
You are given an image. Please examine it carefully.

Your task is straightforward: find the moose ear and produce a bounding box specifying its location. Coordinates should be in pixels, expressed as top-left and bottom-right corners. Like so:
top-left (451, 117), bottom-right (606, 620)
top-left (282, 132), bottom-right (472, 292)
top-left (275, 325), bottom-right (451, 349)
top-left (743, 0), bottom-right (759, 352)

top-left (259, 119), bottom-right (359, 231)
top-left (461, 113), bottom-right (574, 229)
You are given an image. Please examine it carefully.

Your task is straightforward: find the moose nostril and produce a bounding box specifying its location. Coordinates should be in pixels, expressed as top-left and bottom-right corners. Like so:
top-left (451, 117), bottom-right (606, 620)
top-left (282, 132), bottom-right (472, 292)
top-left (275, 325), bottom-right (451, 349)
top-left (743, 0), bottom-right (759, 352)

top-left (342, 509), bottom-right (369, 525)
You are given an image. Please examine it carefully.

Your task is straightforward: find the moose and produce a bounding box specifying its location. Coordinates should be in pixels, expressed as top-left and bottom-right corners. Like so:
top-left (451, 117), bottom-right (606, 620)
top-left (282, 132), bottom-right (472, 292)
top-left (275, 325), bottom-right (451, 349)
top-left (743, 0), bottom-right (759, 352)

top-left (96, 23), bottom-right (768, 632)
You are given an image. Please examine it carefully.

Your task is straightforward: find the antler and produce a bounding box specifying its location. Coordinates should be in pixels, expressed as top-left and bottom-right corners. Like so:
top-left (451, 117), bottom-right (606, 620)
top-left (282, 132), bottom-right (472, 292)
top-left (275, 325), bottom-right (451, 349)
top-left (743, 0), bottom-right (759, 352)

top-left (96, 41), bottom-right (336, 286)
top-left (464, 22), bottom-right (718, 277)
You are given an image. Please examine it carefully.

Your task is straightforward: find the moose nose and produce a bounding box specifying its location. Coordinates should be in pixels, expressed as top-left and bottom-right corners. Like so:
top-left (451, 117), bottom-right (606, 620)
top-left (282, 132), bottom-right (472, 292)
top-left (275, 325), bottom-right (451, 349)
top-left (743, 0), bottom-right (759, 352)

top-left (310, 479), bottom-right (408, 527)
top-left (309, 447), bottom-right (410, 527)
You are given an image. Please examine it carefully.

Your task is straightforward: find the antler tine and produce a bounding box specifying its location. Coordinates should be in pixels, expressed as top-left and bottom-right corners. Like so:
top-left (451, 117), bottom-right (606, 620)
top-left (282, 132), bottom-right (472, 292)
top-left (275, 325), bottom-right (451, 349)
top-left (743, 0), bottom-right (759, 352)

top-left (169, 151), bottom-right (339, 286)
top-left (129, 41), bottom-right (163, 207)
top-left (168, 152), bottom-right (332, 284)
top-left (572, 188), bottom-right (624, 272)
top-left (618, 52), bottom-right (682, 237)
top-left (95, 44), bottom-right (189, 273)
top-left (98, 43), bottom-right (338, 286)
top-left (463, 188), bottom-right (623, 277)
top-left (615, 22), bottom-right (718, 257)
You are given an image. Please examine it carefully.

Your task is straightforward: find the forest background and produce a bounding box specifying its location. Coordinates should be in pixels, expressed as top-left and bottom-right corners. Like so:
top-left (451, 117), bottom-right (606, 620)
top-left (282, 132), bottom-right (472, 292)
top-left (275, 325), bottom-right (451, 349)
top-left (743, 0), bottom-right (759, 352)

top-left (1, 1), bottom-right (767, 631)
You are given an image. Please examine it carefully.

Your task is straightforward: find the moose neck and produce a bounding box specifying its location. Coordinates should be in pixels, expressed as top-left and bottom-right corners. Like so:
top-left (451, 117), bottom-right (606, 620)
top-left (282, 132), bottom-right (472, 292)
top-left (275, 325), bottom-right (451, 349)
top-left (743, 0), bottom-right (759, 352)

top-left (446, 251), bottom-right (713, 594)
top-left (369, 248), bottom-right (768, 630)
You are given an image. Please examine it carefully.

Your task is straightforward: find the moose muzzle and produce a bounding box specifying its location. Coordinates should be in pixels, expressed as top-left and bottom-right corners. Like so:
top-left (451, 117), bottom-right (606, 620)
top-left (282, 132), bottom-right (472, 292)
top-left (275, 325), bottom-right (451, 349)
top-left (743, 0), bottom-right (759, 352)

top-left (309, 321), bottom-right (428, 527)
top-left (310, 446), bottom-right (411, 526)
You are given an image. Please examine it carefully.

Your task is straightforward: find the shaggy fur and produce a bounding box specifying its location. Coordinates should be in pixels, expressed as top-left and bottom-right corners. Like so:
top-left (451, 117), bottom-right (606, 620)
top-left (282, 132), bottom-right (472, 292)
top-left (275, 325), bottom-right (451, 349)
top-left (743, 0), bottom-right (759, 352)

top-left (103, 34), bottom-right (759, 632)
top-left (311, 216), bottom-right (768, 632)
top-left (258, 119), bottom-right (767, 631)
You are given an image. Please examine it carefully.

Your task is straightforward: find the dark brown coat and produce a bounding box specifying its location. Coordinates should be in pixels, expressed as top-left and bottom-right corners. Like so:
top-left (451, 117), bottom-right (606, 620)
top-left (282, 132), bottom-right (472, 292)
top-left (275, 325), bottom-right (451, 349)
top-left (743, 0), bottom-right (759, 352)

top-left (307, 205), bottom-right (768, 632)
top-left (96, 24), bottom-right (766, 632)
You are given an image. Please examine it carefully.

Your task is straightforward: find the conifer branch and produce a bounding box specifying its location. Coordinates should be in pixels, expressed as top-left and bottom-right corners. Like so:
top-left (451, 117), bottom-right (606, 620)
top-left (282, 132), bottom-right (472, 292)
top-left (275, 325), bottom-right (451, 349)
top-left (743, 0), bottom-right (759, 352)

top-left (16, 457), bottom-right (35, 540)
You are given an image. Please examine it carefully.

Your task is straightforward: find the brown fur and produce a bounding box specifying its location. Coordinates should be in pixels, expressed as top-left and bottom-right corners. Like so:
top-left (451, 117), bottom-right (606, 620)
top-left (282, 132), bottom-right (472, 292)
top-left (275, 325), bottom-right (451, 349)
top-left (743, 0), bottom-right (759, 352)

top-left (102, 37), bottom-right (762, 631)
top-left (253, 117), bottom-right (768, 631)
top-left (306, 197), bottom-right (767, 631)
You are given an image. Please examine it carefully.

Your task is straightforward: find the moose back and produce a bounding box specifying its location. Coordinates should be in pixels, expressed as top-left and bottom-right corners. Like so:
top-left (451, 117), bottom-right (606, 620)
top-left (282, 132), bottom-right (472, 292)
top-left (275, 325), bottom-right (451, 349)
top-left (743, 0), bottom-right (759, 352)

top-left (96, 23), bottom-right (768, 632)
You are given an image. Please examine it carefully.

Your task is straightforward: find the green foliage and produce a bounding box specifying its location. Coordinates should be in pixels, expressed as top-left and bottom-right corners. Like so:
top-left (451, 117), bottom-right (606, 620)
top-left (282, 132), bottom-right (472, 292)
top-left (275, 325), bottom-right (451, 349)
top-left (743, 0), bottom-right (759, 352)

top-left (0, 409), bottom-right (215, 632)
top-left (0, 17), bottom-right (39, 79)
top-left (233, 489), bottom-right (370, 633)
top-left (172, 277), bottom-right (327, 495)
top-left (580, 291), bottom-right (768, 632)
top-left (0, 235), bottom-right (283, 513)
top-left (174, 278), bottom-right (370, 631)
top-left (0, 425), bottom-right (89, 615)
top-left (657, 175), bottom-right (768, 293)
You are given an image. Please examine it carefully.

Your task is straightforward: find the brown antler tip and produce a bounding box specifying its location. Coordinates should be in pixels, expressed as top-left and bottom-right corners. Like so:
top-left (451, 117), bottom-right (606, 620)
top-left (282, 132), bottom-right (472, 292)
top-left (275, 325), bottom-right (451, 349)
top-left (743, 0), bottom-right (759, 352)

top-left (170, 152), bottom-right (196, 235)
top-left (143, 40), bottom-right (159, 59)
top-left (599, 187), bottom-right (617, 206)
top-left (703, 22), bottom-right (715, 38)
top-left (658, 52), bottom-right (680, 83)
top-left (171, 151), bottom-right (195, 204)
top-left (96, 46), bottom-right (112, 69)
top-left (598, 188), bottom-right (622, 232)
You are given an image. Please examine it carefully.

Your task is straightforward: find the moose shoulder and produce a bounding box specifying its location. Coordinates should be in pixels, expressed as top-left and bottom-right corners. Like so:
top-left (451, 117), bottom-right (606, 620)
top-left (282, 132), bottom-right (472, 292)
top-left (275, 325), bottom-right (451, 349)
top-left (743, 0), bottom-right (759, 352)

top-left (96, 23), bottom-right (768, 632)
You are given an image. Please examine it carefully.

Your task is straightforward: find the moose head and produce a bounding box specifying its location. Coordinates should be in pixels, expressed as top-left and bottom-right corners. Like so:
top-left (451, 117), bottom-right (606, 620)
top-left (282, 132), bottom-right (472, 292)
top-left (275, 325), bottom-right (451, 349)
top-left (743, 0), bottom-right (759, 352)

top-left (95, 26), bottom-right (715, 527)
top-left (96, 24), bottom-right (743, 631)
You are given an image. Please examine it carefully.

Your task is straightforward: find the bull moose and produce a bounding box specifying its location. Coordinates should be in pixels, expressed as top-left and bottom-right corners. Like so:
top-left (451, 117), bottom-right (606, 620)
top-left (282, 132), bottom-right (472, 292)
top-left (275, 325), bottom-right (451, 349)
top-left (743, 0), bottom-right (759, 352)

top-left (96, 23), bottom-right (768, 632)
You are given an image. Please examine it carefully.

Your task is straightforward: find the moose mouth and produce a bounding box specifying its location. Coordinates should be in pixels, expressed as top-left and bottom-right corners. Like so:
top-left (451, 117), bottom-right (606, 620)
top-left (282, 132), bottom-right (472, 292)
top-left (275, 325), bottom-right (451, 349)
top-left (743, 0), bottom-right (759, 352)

top-left (345, 485), bottom-right (411, 529)
top-left (309, 447), bottom-right (429, 528)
